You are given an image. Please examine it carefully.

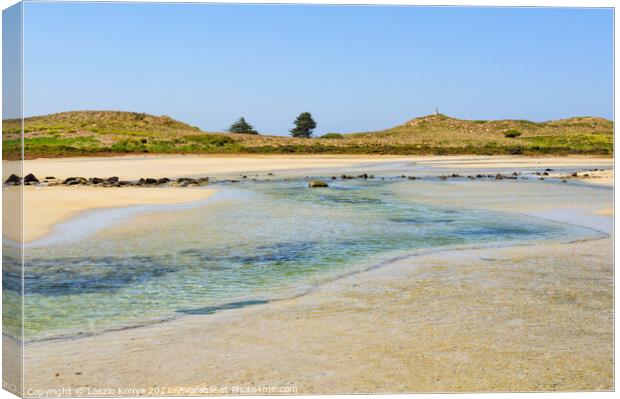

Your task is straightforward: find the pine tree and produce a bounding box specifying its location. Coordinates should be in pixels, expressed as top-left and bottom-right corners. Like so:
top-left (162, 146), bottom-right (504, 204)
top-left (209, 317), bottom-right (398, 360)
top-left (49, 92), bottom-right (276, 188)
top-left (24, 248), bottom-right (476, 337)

top-left (289, 112), bottom-right (317, 138)
top-left (228, 117), bottom-right (258, 134)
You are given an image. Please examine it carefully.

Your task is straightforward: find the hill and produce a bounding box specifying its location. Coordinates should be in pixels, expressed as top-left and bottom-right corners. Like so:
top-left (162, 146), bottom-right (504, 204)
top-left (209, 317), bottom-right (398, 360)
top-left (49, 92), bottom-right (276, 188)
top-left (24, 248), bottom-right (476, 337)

top-left (2, 111), bottom-right (613, 159)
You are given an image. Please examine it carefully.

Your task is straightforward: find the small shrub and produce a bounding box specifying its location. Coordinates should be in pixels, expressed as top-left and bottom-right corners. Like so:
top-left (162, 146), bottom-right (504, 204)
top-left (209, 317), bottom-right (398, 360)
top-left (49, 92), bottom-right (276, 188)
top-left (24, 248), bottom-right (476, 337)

top-left (507, 146), bottom-right (524, 155)
top-left (322, 133), bottom-right (344, 139)
top-left (503, 130), bottom-right (522, 138)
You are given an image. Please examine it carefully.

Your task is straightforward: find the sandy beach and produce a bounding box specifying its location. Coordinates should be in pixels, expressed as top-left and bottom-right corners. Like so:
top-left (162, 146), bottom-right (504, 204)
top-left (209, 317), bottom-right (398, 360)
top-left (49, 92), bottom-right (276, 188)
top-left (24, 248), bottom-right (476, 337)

top-left (2, 154), bottom-right (613, 242)
top-left (2, 155), bottom-right (613, 394)
top-left (3, 186), bottom-right (215, 242)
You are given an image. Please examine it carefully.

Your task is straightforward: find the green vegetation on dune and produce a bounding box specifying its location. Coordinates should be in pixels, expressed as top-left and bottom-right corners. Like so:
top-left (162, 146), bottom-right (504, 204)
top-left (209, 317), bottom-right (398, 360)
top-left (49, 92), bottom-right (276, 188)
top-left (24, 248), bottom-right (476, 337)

top-left (2, 111), bottom-right (613, 159)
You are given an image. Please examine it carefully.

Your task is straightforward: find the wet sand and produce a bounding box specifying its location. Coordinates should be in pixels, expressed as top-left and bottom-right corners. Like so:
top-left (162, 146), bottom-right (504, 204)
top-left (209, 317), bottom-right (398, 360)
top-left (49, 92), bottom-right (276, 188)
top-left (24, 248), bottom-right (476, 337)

top-left (2, 155), bottom-right (613, 394)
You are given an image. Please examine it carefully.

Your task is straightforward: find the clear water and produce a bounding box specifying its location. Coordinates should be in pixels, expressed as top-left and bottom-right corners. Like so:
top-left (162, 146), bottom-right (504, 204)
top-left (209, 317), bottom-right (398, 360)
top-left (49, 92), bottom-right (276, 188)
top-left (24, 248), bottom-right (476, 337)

top-left (4, 178), bottom-right (601, 341)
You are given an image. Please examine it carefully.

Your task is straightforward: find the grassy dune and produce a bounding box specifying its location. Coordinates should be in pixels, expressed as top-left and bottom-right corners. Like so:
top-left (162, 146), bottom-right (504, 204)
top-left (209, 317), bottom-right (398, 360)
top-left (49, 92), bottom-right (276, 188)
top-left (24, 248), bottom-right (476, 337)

top-left (2, 111), bottom-right (613, 159)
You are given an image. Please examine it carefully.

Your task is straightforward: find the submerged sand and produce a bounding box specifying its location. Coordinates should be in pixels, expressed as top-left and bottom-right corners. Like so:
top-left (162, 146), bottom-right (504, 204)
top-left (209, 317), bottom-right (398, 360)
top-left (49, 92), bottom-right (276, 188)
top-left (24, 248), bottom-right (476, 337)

top-left (2, 155), bottom-right (613, 394)
top-left (22, 238), bottom-right (613, 393)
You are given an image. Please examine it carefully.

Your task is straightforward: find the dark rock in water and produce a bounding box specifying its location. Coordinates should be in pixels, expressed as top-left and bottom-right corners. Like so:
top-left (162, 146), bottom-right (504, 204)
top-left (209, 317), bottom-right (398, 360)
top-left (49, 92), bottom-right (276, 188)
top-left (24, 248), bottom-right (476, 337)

top-left (583, 173), bottom-right (590, 177)
top-left (368, 175), bottom-right (374, 179)
top-left (331, 176), bottom-right (337, 180)
top-left (157, 177), bottom-right (170, 184)
top-left (4, 174), bottom-right (21, 185)
top-left (107, 176), bottom-right (119, 183)
top-left (495, 174), bottom-right (504, 180)
top-left (196, 177), bottom-right (209, 185)
top-left (145, 178), bottom-right (158, 185)
top-left (476, 174), bottom-right (484, 178)
top-left (340, 174), bottom-right (353, 180)
top-left (118, 181), bottom-right (129, 186)
top-left (242, 175), bottom-right (247, 179)
top-left (535, 172), bottom-right (541, 176)
top-left (539, 177), bottom-right (545, 180)
top-left (512, 172), bottom-right (519, 176)
top-left (571, 172), bottom-right (578, 177)
top-left (137, 178), bottom-right (146, 185)
top-left (451, 174), bottom-right (461, 178)
top-left (45, 176), bottom-right (56, 180)
top-left (542, 172), bottom-right (549, 176)
top-left (561, 179), bottom-right (567, 183)
top-left (439, 175), bottom-right (448, 181)
top-left (309, 180), bottom-right (329, 188)
top-left (400, 175), bottom-right (406, 178)
top-left (267, 172), bottom-right (274, 176)
top-left (468, 175), bottom-right (476, 180)
top-left (357, 173), bottom-right (368, 179)
top-left (24, 173), bottom-right (39, 185)
top-left (407, 176), bottom-right (417, 180)
top-left (545, 168), bottom-right (554, 172)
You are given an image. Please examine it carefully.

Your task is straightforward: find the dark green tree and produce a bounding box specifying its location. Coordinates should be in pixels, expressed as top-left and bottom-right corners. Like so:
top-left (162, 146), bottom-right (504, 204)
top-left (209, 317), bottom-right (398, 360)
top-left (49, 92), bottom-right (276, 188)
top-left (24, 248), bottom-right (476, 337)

top-left (228, 117), bottom-right (258, 134)
top-left (289, 112), bottom-right (317, 138)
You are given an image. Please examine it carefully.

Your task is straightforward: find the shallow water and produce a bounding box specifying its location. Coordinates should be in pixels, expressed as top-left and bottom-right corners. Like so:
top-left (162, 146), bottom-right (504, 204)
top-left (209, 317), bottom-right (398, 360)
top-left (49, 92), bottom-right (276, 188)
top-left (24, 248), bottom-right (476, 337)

top-left (5, 178), bottom-right (603, 341)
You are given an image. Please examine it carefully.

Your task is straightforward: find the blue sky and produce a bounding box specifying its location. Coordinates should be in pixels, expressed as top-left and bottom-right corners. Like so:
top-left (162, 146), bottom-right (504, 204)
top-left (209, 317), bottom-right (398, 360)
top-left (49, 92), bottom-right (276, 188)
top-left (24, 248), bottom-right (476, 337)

top-left (16, 2), bottom-right (615, 135)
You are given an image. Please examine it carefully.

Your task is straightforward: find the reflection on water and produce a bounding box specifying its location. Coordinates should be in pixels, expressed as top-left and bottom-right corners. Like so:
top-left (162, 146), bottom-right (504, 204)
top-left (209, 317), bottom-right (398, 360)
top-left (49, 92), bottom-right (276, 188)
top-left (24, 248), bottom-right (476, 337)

top-left (12, 179), bottom-right (600, 341)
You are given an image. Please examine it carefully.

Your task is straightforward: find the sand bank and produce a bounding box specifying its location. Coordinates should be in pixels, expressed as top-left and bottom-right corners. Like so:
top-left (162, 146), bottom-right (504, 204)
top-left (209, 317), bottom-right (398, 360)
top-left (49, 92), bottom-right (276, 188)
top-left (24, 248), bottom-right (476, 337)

top-left (3, 186), bottom-right (215, 242)
top-left (10, 154), bottom-right (414, 181)
top-left (1, 154), bottom-right (612, 181)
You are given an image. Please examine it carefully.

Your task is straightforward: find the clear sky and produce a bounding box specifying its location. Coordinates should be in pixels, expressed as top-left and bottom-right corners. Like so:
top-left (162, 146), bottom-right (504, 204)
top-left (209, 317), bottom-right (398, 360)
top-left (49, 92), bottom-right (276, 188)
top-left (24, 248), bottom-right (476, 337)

top-left (16, 2), bottom-right (614, 135)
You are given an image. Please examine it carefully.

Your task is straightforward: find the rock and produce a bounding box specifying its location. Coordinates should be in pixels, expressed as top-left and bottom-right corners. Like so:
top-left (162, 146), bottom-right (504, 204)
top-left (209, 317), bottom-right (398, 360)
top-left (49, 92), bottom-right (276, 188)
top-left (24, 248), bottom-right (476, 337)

top-left (45, 176), bottom-right (56, 180)
top-left (495, 174), bottom-right (503, 180)
top-left (545, 168), bottom-right (554, 172)
top-left (331, 176), bottom-right (337, 180)
top-left (512, 172), bottom-right (519, 176)
top-left (196, 177), bottom-right (209, 185)
top-left (23, 173), bottom-right (39, 185)
top-left (542, 172), bottom-right (549, 176)
top-left (4, 174), bottom-right (21, 185)
top-left (107, 176), bottom-right (119, 183)
top-left (439, 176), bottom-right (448, 181)
top-left (267, 172), bottom-right (274, 176)
top-left (145, 178), bottom-right (158, 185)
top-left (476, 174), bottom-right (484, 178)
top-left (357, 173), bottom-right (368, 179)
top-left (88, 177), bottom-right (105, 185)
top-left (64, 177), bottom-right (87, 185)
top-left (308, 180), bottom-right (329, 188)
top-left (407, 176), bottom-right (417, 180)
top-left (157, 177), bottom-right (170, 184)
top-left (571, 172), bottom-right (578, 177)
top-left (561, 179), bottom-right (567, 183)
top-left (468, 175), bottom-right (476, 180)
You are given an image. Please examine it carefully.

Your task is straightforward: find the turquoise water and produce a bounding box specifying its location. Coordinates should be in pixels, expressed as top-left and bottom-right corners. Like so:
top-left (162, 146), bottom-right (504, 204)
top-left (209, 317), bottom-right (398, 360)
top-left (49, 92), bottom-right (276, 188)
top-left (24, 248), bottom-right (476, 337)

top-left (5, 178), bottom-right (601, 341)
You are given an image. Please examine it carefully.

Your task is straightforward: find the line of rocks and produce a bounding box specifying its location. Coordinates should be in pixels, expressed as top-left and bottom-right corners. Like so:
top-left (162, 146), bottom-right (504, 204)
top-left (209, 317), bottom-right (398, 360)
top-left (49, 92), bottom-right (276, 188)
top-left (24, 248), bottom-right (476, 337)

top-left (3, 174), bottom-right (209, 187)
